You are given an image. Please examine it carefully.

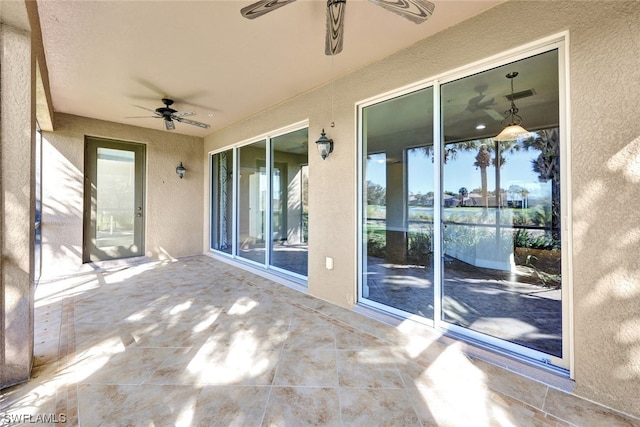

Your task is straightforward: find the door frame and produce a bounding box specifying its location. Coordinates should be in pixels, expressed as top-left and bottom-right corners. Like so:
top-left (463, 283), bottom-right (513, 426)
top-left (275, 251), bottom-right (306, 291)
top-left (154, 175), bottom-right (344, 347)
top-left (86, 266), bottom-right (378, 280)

top-left (83, 136), bottom-right (146, 263)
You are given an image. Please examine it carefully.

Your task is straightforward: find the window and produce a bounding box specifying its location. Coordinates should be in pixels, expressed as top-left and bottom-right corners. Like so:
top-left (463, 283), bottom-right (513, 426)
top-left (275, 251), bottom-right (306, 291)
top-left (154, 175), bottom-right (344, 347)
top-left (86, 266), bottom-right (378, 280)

top-left (210, 124), bottom-right (309, 280)
top-left (359, 42), bottom-right (569, 370)
top-left (211, 148), bottom-right (233, 255)
top-left (361, 87), bottom-right (435, 319)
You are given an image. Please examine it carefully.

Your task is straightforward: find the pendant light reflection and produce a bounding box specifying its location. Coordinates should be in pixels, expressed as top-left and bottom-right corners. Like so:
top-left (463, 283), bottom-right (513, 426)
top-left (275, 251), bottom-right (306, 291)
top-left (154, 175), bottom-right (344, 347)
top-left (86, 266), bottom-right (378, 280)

top-left (495, 72), bottom-right (530, 142)
top-left (315, 129), bottom-right (334, 160)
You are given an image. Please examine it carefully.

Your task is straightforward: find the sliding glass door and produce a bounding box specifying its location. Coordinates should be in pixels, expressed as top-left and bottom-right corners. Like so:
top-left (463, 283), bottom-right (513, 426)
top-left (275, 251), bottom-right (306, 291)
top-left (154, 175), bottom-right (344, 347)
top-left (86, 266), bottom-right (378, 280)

top-left (359, 44), bottom-right (568, 369)
top-left (210, 124), bottom-right (309, 280)
top-left (440, 50), bottom-right (562, 358)
top-left (211, 149), bottom-right (233, 255)
top-left (361, 87), bottom-right (435, 319)
top-left (237, 140), bottom-right (267, 264)
top-left (270, 128), bottom-right (309, 277)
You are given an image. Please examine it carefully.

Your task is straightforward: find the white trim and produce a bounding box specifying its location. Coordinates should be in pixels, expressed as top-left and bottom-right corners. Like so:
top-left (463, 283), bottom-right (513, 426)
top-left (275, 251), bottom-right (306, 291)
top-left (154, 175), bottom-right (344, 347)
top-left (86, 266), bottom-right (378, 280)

top-left (232, 146), bottom-right (239, 256)
top-left (206, 251), bottom-right (308, 294)
top-left (433, 80), bottom-right (443, 327)
top-left (356, 102), bottom-right (365, 300)
top-left (558, 31), bottom-right (574, 378)
top-left (233, 120), bottom-right (310, 150)
top-left (208, 151), bottom-right (213, 251)
top-left (265, 137), bottom-right (273, 268)
top-left (437, 32), bottom-right (568, 85)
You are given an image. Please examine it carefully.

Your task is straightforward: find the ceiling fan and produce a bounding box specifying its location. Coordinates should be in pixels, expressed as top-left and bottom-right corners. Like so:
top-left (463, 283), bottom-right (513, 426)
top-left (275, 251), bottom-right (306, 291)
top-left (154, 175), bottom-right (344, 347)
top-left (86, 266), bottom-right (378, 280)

top-left (129, 98), bottom-right (210, 131)
top-left (240, 0), bottom-right (436, 55)
top-left (466, 84), bottom-right (504, 121)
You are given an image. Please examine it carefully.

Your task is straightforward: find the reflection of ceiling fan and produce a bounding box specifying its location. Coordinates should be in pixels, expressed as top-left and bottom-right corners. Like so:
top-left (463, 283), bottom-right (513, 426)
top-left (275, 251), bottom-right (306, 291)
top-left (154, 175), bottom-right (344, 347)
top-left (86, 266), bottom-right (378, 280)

top-left (130, 98), bottom-right (210, 131)
top-left (466, 84), bottom-right (503, 121)
top-left (241, 0), bottom-right (435, 55)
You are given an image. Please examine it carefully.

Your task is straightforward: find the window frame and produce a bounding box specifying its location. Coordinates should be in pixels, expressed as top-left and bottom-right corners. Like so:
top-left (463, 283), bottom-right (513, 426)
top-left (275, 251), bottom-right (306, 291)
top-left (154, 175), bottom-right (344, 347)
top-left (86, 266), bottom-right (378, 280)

top-left (356, 33), bottom-right (572, 374)
top-left (208, 120), bottom-right (310, 283)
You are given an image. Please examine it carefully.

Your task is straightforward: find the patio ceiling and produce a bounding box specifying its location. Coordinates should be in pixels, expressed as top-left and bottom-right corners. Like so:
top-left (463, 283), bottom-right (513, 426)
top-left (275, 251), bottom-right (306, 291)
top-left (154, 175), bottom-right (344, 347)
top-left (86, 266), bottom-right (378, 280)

top-left (36, 0), bottom-right (503, 138)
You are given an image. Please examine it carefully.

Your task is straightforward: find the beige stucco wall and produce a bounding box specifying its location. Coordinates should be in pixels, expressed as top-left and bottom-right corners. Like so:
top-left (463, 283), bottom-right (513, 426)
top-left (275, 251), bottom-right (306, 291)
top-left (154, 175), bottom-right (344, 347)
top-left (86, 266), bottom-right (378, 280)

top-left (203, 1), bottom-right (640, 418)
top-left (0, 19), bottom-right (36, 389)
top-left (41, 114), bottom-right (204, 279)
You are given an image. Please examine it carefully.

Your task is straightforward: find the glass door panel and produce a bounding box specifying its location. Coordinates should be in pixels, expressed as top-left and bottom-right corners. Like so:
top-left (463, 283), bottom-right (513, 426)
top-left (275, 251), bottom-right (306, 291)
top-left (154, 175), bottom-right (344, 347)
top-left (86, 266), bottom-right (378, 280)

top-left (84, 138), bottom-right (145, 262)
top-left (361, 87), bottom-right (435, 319)
top-left (211, 149), bottom-right (234, 254)
top-left (440, 50), bottom-right (562, 357)
top-left (270, 128), bottom-right (309, 276)
top-left (237, 140), bottom-right (267, 264)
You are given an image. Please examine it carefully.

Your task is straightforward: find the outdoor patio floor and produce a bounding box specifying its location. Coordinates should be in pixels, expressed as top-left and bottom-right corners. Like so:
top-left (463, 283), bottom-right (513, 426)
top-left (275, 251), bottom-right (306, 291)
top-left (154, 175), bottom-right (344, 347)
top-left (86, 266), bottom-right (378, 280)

top-left (1, 255), bottom-right (637, 426)
top-left (365, 256), bottom-right (562, 356)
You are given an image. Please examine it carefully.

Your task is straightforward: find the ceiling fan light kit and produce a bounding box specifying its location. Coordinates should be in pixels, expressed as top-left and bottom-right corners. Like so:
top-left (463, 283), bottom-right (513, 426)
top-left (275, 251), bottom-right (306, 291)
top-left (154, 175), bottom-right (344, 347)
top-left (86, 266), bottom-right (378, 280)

top-left (241, 0), bottom-right (435, 55)
top-left (495, 71), bottom-right (530, 142)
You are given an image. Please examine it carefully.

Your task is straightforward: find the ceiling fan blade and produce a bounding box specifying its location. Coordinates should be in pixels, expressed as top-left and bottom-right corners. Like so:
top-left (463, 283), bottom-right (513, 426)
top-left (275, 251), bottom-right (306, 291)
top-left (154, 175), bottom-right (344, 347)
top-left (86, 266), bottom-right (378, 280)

top-left (172, 111), bottom-right (196, 117)
top-left (241, 0), bottom-right (296, 19)
top-left (174, 117), bottom-right (211, 129)
top-left (133, 104), bottom-right (162, 115)
top-left (325, 0), bottom-right (346, 55)
top-left (485, 109), bottom-right (505, 121)
top-left (368, 0), bottom-right (435, 24)
top-left (165, 119), bottom-right (175, 131)
top-left (125, 115), bottom-right (161, 119)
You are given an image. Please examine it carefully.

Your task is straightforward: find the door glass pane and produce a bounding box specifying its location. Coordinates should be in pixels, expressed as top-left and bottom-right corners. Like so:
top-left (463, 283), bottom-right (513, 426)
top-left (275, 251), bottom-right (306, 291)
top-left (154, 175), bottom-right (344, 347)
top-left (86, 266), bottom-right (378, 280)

top-left (361, 87), bottom-right (435, 319)
top-left (96, 147), bottom-right (136, 248)
top-left (212, 149), bottom-right (234, 254)
top-left (441, 50), bottom-right (562, 357)
top-left (237, 140), bottom-right (267, 264)
top-left (271, 128), bottom-right (309, 276)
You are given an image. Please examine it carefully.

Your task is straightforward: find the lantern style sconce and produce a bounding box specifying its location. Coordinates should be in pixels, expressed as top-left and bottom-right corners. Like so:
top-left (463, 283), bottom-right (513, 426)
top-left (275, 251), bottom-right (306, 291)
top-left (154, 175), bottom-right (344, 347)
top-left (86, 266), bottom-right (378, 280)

top-left (315, 128), bottom-right (334, 160)
top-left (176, 162), bottom-right (186, 179)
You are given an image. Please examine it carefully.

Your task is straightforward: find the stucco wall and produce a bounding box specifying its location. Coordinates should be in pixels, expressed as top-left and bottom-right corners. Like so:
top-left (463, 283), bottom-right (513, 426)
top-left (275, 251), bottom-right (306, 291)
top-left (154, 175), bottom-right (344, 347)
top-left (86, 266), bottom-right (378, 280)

top-left (0, 20), bottom-right (35, 389)
top-left (203, 1), bottom-right (640, 418)
top-left (42, 114), bottom-right (204, 279)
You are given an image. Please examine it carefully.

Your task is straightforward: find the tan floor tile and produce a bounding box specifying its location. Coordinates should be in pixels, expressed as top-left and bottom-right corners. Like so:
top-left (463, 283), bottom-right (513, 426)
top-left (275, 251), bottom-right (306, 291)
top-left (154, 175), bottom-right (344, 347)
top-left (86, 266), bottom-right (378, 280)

top-left (146, 344), bottom-right (280, 386)
top-left (80, 347), bottom-right (181, 385)
top-left (284, 323), bottom-right (336, 349)
top-left (274, 349), bottom-right (338, 387)
top-left (339, 388), bottom-right (421, 426)
top-left (192, 386), bottom-right (271, 426)
top-left (133, 322), bottom-right (212, 348)
top-left (337, 349), bottom-right (404, 389)
top-left (100, 384), bottom-right (203, 427)
top-left (544, 388), bottom-right (639, 427)
top-left (262, 387), bottom-right (341, 426)
top-left (77, 384), bottom-right (138, 425)
top-left (474, 359), bottom-right (549, 409)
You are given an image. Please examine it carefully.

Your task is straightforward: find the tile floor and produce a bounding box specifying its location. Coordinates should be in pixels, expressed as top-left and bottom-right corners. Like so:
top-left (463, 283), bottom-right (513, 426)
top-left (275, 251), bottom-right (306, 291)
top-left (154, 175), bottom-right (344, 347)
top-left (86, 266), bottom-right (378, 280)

top-left (1, 255), bottom-right (638, 426)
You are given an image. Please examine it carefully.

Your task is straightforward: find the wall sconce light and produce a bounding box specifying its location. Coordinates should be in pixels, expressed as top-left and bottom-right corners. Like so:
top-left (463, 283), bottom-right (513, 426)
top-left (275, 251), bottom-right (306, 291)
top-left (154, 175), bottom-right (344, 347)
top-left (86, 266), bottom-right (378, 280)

top-left (315, 128), bottom-right (334, 160)
top-left (176, 162), bottom-right (186, 179)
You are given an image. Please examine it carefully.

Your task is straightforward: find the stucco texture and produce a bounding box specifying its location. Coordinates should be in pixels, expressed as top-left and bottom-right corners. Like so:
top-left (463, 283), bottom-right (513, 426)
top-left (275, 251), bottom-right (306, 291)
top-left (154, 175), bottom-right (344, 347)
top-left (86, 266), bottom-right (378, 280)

top-left (203, 1), bottom-right (640, 418)
top-left (42, 114), bottom-right (204, 278)
top-left (1, 22), bottom-right (35, 388)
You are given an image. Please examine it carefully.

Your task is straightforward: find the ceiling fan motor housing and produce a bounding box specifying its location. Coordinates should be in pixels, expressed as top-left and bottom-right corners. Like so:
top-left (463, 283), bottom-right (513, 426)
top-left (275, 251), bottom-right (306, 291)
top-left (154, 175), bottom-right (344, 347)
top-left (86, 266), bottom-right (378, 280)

top-left (156, 98), bottom-right (177, 118)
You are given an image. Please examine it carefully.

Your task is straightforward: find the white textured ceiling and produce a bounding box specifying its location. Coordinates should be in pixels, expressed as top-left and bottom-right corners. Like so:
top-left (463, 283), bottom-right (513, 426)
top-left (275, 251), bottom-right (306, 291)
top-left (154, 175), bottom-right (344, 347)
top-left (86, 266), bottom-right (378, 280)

top-left (37, 0), bottom-right (502, 137)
